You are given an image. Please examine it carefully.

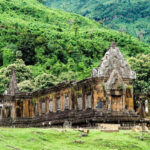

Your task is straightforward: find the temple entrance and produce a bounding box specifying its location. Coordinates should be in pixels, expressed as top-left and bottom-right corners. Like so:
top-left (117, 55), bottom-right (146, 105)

top-left (16, 108), bottom-right (21, 118)
top-left (111, 96), bottom-right (123, 111)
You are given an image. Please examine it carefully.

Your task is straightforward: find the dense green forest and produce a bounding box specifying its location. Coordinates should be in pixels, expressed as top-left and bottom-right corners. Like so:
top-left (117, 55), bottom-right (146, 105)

top-left (0, 0), bottom-right (149, 94)
top-left (44, 0), bottom-right (150, 43)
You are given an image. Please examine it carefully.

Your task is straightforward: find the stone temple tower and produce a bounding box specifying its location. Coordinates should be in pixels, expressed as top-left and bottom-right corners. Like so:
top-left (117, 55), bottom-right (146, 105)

top-left (92, 42), bottom-right (136, 111)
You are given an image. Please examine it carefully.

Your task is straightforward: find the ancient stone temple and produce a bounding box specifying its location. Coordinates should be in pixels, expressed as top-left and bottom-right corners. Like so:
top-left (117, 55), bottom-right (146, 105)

top-left (0, 43), bottom-right (139, 127)
top-left (91, 42), bottom-right (136, 112)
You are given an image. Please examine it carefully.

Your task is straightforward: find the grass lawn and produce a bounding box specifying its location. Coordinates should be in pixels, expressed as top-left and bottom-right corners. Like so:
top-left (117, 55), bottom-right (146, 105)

top-left (0, 128), bottom-right (150, 150)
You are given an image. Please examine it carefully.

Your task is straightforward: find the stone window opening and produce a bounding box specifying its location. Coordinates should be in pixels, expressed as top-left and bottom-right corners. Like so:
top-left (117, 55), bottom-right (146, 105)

top-left (49, 99), bottom-right (53, 112)
top-left (35, 103), bottom-right (39, 116)
top-left (126, 89), bottom-right (132, 98)
top-left (77, 95), bottom-right (82, 110)
top-left (85, 94), bottom-right (92, 109)
top-left (56, 97), bottom-right (61, 111)
top-left (65, 94), bottom-right (69, 110)
top-left (125, 105), bottom-right (128, 109)
top-left (16, 108), bottom-right (21, 118)
top-left (42, 100), bottom-right (46, 114)
top-left (28, 100), bottom-right (31, 117)
top-left (5, 106), bottom-right (11, 118)
top-left (96, 98), bottom-right (105, 109)
top-left (16, 101), bottom-right (22, 118)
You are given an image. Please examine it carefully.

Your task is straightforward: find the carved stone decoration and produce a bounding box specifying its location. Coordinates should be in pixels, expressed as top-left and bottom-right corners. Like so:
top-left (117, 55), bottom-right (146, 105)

top-left (106, 69), bottom-right (125, 91)
top-left (91, 42), bottom-right (136, 79)
top-left (5, 67), bottom-right (19, 96)
top-left (63, 120), bottom-right (72, 128)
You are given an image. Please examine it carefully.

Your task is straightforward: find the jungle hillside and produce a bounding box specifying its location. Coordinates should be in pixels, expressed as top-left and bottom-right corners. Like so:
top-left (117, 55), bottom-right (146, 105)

top-left (0, 0), bottom-right (150, 94)
top-left (44, 0), bottom-right (150, 43)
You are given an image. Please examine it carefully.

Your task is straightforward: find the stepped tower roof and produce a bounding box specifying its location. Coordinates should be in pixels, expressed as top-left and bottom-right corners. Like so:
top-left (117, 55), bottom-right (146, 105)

top-left (91, 42), bottom-right (136, 80)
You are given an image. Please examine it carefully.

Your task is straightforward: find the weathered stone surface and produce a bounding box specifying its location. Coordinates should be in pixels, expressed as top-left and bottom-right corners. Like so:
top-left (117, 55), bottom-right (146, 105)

top-left (49, 100), bottom-right (53, 112)
top-left (143, 125), bottom-right (149, 131)
top-left (91, 42), bottom-right (136, 80)
top-left (63, 120), bottom-right (72, 128)
top-left (106, 70), bottom-right (125, 90)
top-left (85, 95), bottom-right (92, 109)
top-left (83, 129), bottom-right (89, 134)
top-left (98, 124), bottom-right (120, 132)
top-left (132, 126), bottom-right (142, 132)
top-left (77, 97), bottom-right (82, 110)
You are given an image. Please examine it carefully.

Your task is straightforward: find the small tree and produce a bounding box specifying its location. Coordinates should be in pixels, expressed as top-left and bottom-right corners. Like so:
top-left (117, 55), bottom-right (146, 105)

top-left (129, 54), bottom-right (150, 95)
top-left (0, 59), bottom-right (33, 94)
top-left (34, 73), bottom-right (58, 90)
top-left (129, 54), bottom-right (150, 107)
top-left (18, 80), bottom-right (35, 92)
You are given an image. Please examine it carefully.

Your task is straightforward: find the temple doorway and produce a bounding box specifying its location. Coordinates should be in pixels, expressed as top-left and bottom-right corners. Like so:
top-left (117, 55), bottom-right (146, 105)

top-left (111, 96), bottom-right (123, 111)
top-left (16, 108), bottom-right (21, 118)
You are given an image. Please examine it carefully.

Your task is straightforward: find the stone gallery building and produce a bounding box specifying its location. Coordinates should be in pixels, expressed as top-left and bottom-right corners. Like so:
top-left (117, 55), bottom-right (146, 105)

top-left (0, 43), bottom-right (139, 126)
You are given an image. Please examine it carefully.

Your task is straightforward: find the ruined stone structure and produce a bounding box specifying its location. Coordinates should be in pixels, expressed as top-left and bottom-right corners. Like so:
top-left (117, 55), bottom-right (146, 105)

top-left (0, 43), bottom-right (139, 127)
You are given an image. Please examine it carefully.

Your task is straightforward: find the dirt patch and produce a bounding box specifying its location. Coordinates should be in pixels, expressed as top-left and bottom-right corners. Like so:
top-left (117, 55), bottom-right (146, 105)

top-left (73, 140), bottom-right (85, 144)
top-left (6, 145), bottom-right (20, 150)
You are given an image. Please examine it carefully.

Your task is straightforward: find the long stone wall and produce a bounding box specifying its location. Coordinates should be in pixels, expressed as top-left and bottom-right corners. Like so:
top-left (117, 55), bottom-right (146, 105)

top-left (0, 77), bottom-right (135, 121)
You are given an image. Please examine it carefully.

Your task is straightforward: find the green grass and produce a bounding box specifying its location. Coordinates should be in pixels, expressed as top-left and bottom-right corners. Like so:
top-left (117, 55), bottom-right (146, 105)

top-left (0, 128), bottom-right (150, 150)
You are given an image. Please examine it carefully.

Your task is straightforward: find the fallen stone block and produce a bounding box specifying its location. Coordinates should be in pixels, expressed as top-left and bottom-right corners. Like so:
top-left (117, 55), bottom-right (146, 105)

top-left (83, 129), bottom-right (89, 133)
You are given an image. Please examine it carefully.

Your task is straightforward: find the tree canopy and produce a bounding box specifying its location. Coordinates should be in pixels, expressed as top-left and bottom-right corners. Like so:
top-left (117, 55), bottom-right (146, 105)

top-left (129, 54), bottom-right (150, 96)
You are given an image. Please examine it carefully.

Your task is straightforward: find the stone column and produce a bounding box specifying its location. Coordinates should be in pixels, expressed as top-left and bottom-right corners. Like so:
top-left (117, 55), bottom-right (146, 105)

top-left (122, 95), bottom-right (125, 110)
top-left (92, 85), bottom-right (98, 109)
top-left (122, 88), bottom-right (126, 110)
top-left (53, 96), bottom-right (56, 113)
top-left (69, 91), bottom-right (72, 110)
top-left (60, 93), bottom-right (65, 111)
top-left (23, 100), bottom-right (29, 118)
top-left (107, 91), bottom-right (111, 111)
top-left (46, 97), bottom-right (49, 115)
top-left (82, 88), bottom-right (85, 110)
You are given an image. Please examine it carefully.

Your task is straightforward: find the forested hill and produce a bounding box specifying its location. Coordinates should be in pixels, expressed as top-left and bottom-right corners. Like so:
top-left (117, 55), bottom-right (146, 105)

top-left (44, 0), bottom-right (150, 43)
top-left (0, 0), bottom-right (149, 93)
